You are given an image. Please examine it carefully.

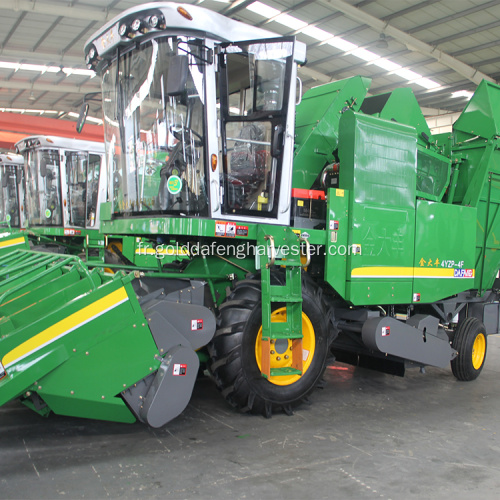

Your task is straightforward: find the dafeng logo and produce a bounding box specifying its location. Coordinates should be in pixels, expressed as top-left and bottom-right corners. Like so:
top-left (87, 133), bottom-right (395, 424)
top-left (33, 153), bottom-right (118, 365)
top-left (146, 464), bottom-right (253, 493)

top-left (453, 268), bottom-right (474, 278)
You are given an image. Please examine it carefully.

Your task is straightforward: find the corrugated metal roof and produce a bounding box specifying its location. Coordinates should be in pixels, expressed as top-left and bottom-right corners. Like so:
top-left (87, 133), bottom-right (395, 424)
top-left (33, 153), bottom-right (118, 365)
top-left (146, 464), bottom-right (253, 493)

top-left (0, 0), bottom-right (498, 127)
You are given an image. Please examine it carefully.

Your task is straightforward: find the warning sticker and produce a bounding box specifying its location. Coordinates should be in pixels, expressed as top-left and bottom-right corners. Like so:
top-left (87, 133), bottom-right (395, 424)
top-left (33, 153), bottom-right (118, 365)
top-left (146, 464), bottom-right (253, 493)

top-left (236, 225), bottom-right (248, 237)
top-left (226, 223), bottom-right (236, 237)
top-left (215, 221), bottom-right (248, 238)
top-left (173, 363), bottom-right (187, 376)
top-left (191, 319), bottom-right (204, 331)
top-left (215, 222), bottom-right (226, 237)
top-left (64, 228), bottom-right (82, 236)
top-left (382, 326), bottom-right (390, 336)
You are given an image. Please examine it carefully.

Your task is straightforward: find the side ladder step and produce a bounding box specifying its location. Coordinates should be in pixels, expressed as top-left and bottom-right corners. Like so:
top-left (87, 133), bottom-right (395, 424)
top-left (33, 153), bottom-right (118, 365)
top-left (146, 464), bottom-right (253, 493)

top-left (258, 227), bottom-right (306, 379)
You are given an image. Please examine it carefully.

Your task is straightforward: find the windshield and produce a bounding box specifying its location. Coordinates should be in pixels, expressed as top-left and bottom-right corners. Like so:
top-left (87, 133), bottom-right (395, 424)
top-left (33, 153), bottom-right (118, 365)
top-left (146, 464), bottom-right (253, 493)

top-left (66, 152), bottom-right (87, 227)
top-left (0, 166), bottom-right (21, 227)
top-left (102, 36), bottom-right (207, 217)
top-left (25, 149), bottom-right (62, 226)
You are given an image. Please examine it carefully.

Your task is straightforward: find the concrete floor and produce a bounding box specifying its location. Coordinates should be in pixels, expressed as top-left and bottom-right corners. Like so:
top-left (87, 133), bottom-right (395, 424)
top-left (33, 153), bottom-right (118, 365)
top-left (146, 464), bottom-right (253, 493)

top-left (2, 338), bottom-right (500, 500)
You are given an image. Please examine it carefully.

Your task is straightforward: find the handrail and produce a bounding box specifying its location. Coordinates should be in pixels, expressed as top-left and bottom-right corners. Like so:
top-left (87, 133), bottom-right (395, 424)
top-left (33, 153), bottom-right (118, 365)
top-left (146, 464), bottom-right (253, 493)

top-left (264, 235), bottom-right (276, 268)
top-left (300, 236), bottom-right (311, 268)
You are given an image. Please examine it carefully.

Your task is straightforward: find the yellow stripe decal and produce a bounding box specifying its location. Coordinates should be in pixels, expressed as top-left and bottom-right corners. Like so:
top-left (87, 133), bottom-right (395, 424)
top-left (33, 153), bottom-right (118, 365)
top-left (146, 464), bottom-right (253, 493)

top-left (2, 287), bottom-right (129, 368)
top-left (351, 267), bottom-right (475, 279)
top-left (0, 237), bottom-right (26, 249)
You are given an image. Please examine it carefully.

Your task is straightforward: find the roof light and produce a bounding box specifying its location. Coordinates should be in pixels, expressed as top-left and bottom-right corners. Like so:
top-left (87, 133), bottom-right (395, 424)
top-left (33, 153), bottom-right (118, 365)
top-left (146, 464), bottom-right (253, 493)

top-left (149, 15), bottom-right (159, 28)
top-left (0, 108), bottom-right (59, 114)
top-left (131, 19), bottom-right (141, 32)
top-left (149, 15), bottom-right (163, 29)
top-left (413, 78), bottom-right (441, 90)
top-left (275, 13), bottom-right (307, 30)
top-left (326, 37), bottom-right (357, 52)
top-left (350, 48), bottom-right (379, 62)
top-left (451, 90), bottom-right (474, 100)
top-left (393, 68), bottom-right (422, 81)
top-left (301, 26), bottom-right (332, 41)
top-left (67, 112), bottom-right (103, 125)
top-left (372, 59), bottom-right (401, 71)
top-left (246, 1), bottom-right (280, 18)
top-left (86, 45), bottom-right (98, 68)
top-left (118, 23), bottom-right (128, 37)
top-left (62, 68), bottom-right (95, 77)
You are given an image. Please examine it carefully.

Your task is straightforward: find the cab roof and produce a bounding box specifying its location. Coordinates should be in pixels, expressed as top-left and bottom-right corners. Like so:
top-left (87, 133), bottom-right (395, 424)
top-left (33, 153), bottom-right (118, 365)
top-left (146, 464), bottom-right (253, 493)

top-left (85, 2), bottom-right (306, 64)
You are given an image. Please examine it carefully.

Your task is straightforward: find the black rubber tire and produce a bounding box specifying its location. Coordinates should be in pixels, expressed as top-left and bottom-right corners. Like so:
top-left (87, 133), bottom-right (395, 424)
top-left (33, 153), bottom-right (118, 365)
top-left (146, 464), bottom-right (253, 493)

top-left (208, 274), bottom-right (329, 417)
top-left (451, 317), bottom-right (487, 381)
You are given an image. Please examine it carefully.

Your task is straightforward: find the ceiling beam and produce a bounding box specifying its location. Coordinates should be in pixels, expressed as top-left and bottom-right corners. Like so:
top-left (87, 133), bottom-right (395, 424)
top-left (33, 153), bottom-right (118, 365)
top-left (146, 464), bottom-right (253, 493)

top-left (0, 112), bottom-right (104, 146)
top-left (431, 19), bottom-right (500, 47)
top-left (0, 80), bottom-right (98, 95)
top-left (62, 21), bottom-right (97, 55)
top-left (0, 48), bottom-right (83, 66)
top-left (221, 0), bottom-right (256, 16)
top-left (319, 0), bottom-right (496, 85)
top-left (408, 0), bottom-right (500, 35)
top-left (32, 16), bottom-right (63, 52)
top-left (316, 0), bottom-right (441, 41)
top-left (0, 0), bottom-right (118, 21)
top-left (256, 0), bottom-right (315, 27)
top-left (0, 11), bottom-right (26, 48)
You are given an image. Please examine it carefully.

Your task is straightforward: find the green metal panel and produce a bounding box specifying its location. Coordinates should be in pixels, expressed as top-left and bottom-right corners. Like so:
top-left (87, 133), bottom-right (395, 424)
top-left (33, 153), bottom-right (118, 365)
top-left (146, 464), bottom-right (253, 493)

top-left (447, 80), bottom-right (500, 295)
top-left (460, 142), bottom-right (497, 208)
top-left (416, 146), bottom-right (451, 201)
top-left (454, 80), bottom-right (500, 142)
top-left (0, 232), bottom-right (29, 256)
top-left (324, 188), bottom-right (349, 300)
top-left (413, 200), bottom-right (476, 303)
top-left (34, 287), bottom-right (158, 423)
top-left (293, 76), bottom-right (370, 189)
top-left (338, 111), bottom-right (417, 305)
top-left (101, 215), bottom-right (327, 246)
top-left (0, 251), bottom-right (159, 423)
top-left (475, 167), bottom-right (500, 292)
top-left (360, 87), bottom-right (432, 150)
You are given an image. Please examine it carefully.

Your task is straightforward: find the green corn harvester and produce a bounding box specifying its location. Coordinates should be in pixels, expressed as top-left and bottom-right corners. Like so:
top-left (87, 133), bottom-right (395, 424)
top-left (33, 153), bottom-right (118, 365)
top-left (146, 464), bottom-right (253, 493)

top-left (1, 3), bottom-right (500, 427)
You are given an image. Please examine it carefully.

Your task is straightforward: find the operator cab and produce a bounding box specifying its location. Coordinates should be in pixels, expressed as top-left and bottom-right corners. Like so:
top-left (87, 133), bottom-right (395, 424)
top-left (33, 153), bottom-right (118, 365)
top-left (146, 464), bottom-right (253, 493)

top-left (0, 153), bottom-right (24, 228)
top-left (15, 136), bottom-right (106, 230)
top-left (85, 2), bottom-right (305, 225)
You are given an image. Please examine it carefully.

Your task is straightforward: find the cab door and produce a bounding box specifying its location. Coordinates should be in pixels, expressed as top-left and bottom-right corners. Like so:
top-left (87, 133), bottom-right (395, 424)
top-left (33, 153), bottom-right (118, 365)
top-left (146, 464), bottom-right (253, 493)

top-left (217, 37), bottom-right (297, 225)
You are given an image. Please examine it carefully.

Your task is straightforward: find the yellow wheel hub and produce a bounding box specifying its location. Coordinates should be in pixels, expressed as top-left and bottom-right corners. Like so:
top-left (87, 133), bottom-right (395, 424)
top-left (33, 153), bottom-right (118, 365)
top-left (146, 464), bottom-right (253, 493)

top-left (255, 307), bottom-right (315, 386)
top-left (472, 332), bottom-right (486, 370)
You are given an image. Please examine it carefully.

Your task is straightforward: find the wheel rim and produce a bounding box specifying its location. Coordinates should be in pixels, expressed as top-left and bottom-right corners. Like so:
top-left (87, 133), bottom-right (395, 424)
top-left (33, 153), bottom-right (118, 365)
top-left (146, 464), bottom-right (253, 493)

top-left (255, 307), bottom-right (316, 386)
top-left (472, 332), bottom-right (486, 370)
